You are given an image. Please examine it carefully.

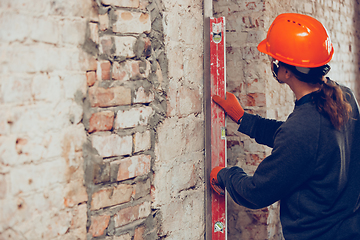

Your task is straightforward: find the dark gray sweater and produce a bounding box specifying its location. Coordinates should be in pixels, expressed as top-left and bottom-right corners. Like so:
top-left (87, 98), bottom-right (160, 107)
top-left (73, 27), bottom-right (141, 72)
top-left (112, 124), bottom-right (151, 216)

top-left (218, 86), bottom-right (360, 240)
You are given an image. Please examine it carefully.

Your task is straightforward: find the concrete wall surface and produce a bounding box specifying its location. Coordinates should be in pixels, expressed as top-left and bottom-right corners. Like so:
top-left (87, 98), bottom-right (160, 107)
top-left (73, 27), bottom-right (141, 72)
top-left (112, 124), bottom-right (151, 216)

top-left (0, 0), bottom-right (359, 240)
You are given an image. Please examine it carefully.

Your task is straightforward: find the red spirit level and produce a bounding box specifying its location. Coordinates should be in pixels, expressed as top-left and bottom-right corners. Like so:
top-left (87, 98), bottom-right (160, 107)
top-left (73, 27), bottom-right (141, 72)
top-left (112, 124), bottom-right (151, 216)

top-left (210, 17), bottom-right (227, 240)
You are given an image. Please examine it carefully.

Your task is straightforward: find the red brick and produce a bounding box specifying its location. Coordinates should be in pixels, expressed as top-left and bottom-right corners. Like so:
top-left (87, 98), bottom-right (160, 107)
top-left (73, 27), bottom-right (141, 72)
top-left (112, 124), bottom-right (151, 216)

top-left (88, 214), bottom-right (110, 237)
top-left (242, 46), bottom-right (263, 60)
top-left (245, 2), bottom-right (265, 12)
top-left (117, 155), bottom-right (151, 181)
top-left (114, 201), bottom-right (151, 227)
top-left (88, 111), bottom-right (114, 133)
top-left (88, 56), bottom-right (98, 71)
top-left (88, 86), bottom-right (131, 107)
top-left (242, 15), bottom-right (264, 29)
top-left (91, 184), bottom-right (133, 210)
top-left (112, 60), bottom-right (150, 81)
top-left (134, 226), bottom-right (145, 240)
top-left (100, 61), bottom-right (111, 80)
top-left (112, 61), bottom-right (129, 81)
top-left (86, 71), bottom-right (96, 86)
top-left (239, 93), bottom-right (266, 107)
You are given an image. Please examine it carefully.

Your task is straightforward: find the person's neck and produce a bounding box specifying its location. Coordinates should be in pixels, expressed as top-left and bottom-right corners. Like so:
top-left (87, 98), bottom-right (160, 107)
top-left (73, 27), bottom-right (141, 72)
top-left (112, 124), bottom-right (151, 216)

top-left (287, 78), bottom-right (320, 100)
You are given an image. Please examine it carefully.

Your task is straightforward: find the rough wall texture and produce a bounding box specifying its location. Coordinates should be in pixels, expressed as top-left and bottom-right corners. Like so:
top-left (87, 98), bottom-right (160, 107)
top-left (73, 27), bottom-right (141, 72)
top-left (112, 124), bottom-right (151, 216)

top-left (0, 0), bottom-right (359, 239)
top-left (0, 0), bottom-right (205, 239)
top-left (0, 0), bottom-right (95, 239)
top-left (214, 0), bottom-right (360, 239)
top-left (153, 0), bottom-right (205, 238)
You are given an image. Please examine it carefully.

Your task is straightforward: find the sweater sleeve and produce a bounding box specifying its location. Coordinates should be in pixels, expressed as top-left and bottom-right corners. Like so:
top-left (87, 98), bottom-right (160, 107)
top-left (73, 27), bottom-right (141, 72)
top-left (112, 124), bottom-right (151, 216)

top-left (239, 112), bottom-right (284, 148)
top-left (218, 110), bottom-right (319, 209)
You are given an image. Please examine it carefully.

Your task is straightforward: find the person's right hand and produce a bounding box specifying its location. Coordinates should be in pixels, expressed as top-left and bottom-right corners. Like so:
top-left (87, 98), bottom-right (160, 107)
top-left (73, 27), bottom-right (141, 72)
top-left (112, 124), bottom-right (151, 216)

top-left (212, 92), bottom-right (244, 123)
top-left (210, 166), bottom-right (225, 195)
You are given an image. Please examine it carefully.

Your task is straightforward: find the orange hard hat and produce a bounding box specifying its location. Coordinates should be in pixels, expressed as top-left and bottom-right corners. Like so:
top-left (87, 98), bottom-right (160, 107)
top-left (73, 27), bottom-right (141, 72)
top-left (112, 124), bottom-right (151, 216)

top-left (257, 13), bottom-right (334, 68)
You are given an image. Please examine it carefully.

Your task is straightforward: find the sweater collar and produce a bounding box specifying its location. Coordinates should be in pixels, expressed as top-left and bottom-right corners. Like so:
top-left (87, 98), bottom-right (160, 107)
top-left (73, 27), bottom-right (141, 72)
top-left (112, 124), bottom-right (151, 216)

top-left (295, 92), bottom-right (314, 106)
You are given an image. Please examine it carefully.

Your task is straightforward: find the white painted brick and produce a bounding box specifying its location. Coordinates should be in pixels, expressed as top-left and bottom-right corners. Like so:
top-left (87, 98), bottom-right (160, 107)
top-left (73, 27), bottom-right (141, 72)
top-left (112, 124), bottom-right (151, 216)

top-left (8, 104), bottom-right (53, 134)
top-left (113, 10), bottom-right (151, 34)
top-left (48, 0), bottom-right (98, 19)
top-left (0, 133), bottom-right (62, 166)
top-left (0, 0), bottom-right (47, 14)
top-left (114, 106), bottom-right (153, 129)
top-left (32, 73), bottom-right (63, 102)
top-left (112, 60), bottom-right (151, 81)
top-left (9, 158), bottom-right (68, 195)
top-left (134, 86), bottom-right (154, 104)
top-left (30, 17), bottom-right (59, 44)
top-left (22, 208), bottom-right (72, 240)
top-left (165, 42), bottom-right (184, 81)
top-left (89, 22), bottom-right (99, 44)
top-left (92, 133), bottom-right (132, 158)
top-left (0, 108), bottom-right (11, 135)
top-left (183, 47), bottom-right (203, 86)
top-left (4, 44), bottom-right (86, 73)
top-left (134, 130), bottom-right (151, 153)
top-left (163, 12), bottom-right (181, 42)
top-left (60, 19), bottom-right (87, 46)
top-left (99, 14), bottom-right (109, 31)
top-left (102, 0), bottom-right (140, 8)
top-left (63, 73), bottom-right (87, 100)
top-left (0, 11), bottom-right (31, 42)
top-left (178, 9), bottom-right (203, 46)
top-left (69, 102), bottom-right (84, 125)
top-left (154, 117), bottom-right (186, 161)
top-left (63, 179), bottom-right (87, 207)
top-left (62, 124), bottom-right (87, 165)
top-left (1, 74), bottom-right (32, 104)
top-left (304, 2), bottom-right (313, 13)
top-left (113, 36), bottom-right (137, 58)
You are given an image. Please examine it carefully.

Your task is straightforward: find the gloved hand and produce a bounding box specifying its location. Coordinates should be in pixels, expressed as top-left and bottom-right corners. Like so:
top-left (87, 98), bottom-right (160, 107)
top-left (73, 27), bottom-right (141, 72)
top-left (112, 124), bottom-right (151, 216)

top-left (212, 92), bottom-right (244, 123)
top-left (210, 166), bottom-right (225, 195)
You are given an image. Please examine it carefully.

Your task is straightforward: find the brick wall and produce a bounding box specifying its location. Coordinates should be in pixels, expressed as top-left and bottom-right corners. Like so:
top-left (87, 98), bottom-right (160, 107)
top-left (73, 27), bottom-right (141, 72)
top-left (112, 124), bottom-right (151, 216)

top-left (83, 0), bottom-right (204, 239)
top-left (0, 0), bottom-right (95, 239)
top-left (214, 0), bottom-right (360, 239)
top-left (1, 0), bottom-right (359, 239)
top-left (0, 0), bottom-right (205, 239)
top-left (82, 1), bottom-right (155, 238)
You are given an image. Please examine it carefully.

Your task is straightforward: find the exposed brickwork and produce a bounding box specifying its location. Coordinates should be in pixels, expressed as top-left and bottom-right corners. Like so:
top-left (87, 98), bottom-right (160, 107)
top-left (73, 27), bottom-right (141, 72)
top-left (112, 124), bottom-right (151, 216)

top-left (88, 111), bottom-right (114, 133)
top-left (88, 214), bottom-right (111, 237)
top-left (80, 0), bottom-right (174, 239)
top-left (1, 0), bottom-right (358, 239)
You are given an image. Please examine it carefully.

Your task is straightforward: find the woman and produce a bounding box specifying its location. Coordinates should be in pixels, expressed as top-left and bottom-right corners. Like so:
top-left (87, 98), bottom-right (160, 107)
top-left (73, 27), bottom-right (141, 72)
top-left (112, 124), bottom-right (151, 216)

top-left (211, 13), bottom-right (360, 239)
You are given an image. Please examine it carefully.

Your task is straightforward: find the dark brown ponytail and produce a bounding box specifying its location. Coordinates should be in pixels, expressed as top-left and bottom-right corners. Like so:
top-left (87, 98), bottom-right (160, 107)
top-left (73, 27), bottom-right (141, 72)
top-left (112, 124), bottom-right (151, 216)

top-left (281, 62), bottom-right (352, 130)
top-left (312, 78), bottom-right (352, 130)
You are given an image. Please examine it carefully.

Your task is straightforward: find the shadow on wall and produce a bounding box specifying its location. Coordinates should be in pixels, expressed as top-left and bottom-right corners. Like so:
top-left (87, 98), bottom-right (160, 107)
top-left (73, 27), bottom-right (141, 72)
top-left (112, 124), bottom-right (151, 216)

top-left (355, 0), bottom-right (360, 98)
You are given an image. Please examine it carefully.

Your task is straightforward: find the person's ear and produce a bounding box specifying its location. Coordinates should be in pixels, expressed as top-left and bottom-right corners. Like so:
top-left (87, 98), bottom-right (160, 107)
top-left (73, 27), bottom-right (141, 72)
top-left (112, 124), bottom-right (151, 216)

top-left (284, 68), bottom-right (292, 79)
